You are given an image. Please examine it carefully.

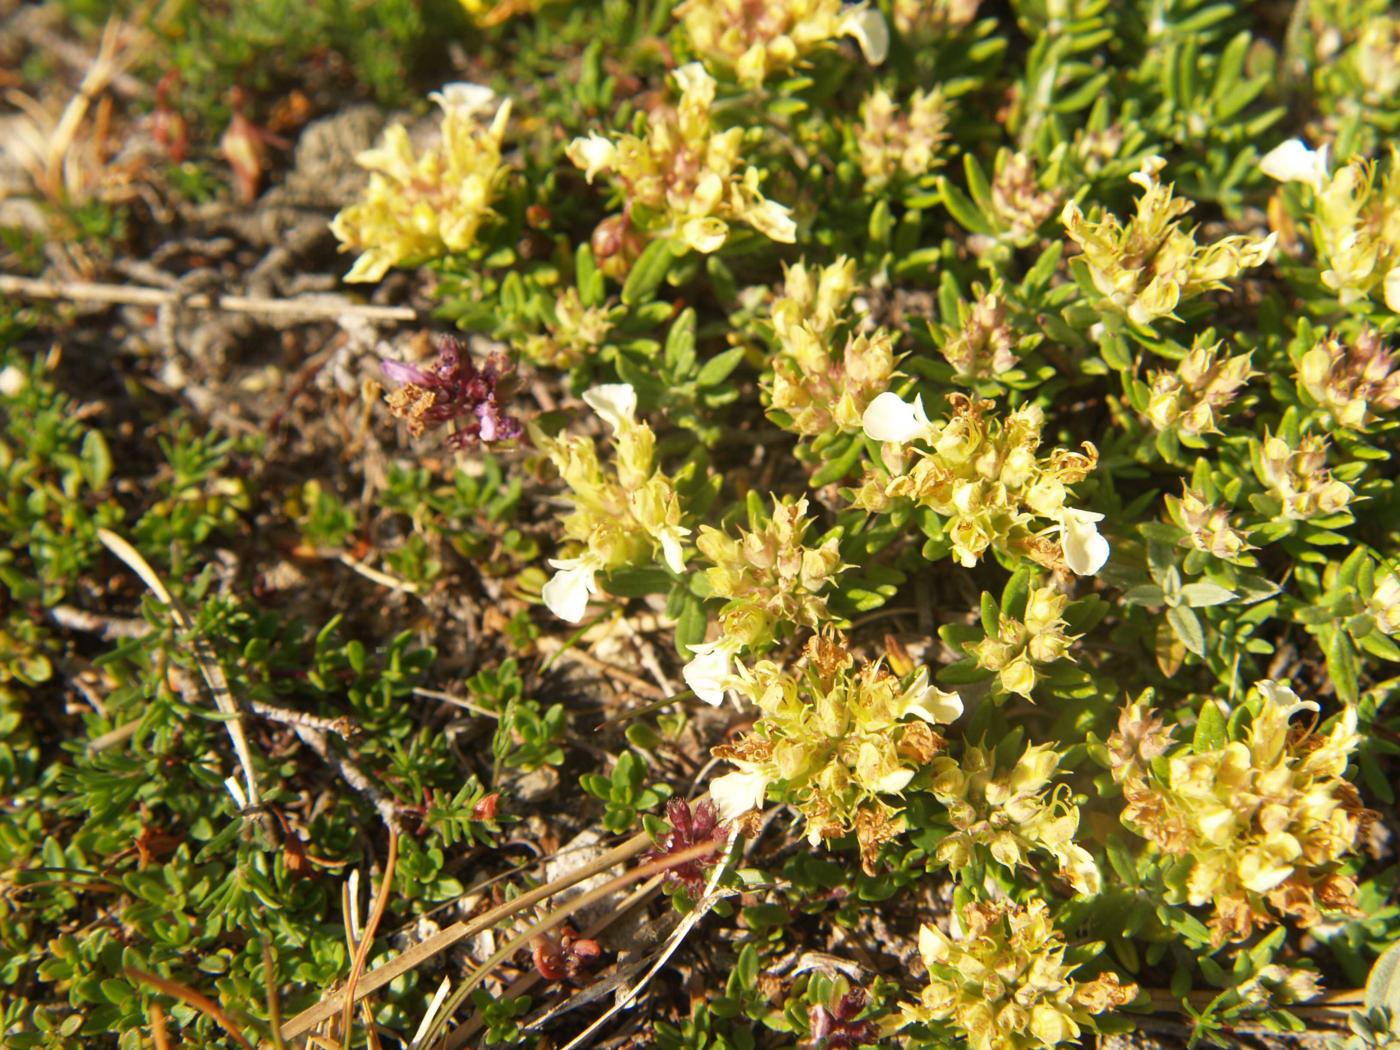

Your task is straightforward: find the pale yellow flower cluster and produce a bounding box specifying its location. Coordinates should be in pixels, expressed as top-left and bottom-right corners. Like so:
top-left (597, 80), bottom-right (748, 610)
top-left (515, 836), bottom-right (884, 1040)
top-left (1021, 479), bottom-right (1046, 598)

top-left (856, 393), bottom-right (1108, 575)
top-left (1164, 486), bottom-right (1255, 562)
top-left (1252, 431), bottom-right (1353, 521)
top-left (709, 634), bottom-right (963, 872)
top-left (519, 288), bottom-right (615, 369)
top-left (969, 586), bottom-right (1076, 698)
top-left (1369, 571), bottom-right (1400, 636)
top-left (1263, 141), bottom-right (1400, 312)
top-left (1109, 683), bottom-right (1370, 945)
top-left (765, 257), bottom-right (900, 438)
top-left (332, 85), bottom-right (510, 283)
top-left (988, 151), bottom-right (1062, 248)
top-left (855, 86), bottom-right (950, 189)
top-left (893, 0), bottom-right (981, 37)
top-left (534, 385), bottom-right (690, 623)
top-left (937, 287), bottom-right (1022, 380)
top-left (927, 740), bottom-right (1100, 894)
top-left (675, 0), bottom-right (889, 86)
top-left (566, 64), bottom-right (796, 256)
top-left (682, 496), bottom-right (844, 704)
top-left (1063, 157), bottom-right (1275, 326)
top-left (1144, 339), bottom-right (1257, 437)
top-left (902, 898), bottom-right (1136, 1050)
top-left (1297, 328), bottom-right (1400, 429)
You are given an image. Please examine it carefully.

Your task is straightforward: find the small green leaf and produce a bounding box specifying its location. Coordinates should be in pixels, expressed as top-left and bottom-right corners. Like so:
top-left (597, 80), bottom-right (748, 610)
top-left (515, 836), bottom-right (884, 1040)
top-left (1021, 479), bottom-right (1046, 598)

top-left (1193, 701), bottom-right (1227, 754)
top-left (1167, 604), bottom-right (1206, 657)
top-left (621, 238), bottom-right (676, 306)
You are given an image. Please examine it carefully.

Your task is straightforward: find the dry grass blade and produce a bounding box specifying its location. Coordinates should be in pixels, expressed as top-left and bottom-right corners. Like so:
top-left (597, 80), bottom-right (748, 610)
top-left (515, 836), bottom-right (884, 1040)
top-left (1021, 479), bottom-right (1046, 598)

top-left (149, 1002), bottom-right (172, 1050)
top-left (127, 967), bottom-right (254, 1050)
top-left (554, 828), bottom-right (740, 1050)
top-left (341, 830), bottom-right (399, 1049)
top-left (279, 829), bottom-right (654, 1041)
top-left (0, 274), bottom-right (419, 323)
top-left (432, 839), bottom-right (728, 1050)
top-left (96, 528), bottom-right (262, 809)
top-left (261, 942), bottom-right (287, 1050)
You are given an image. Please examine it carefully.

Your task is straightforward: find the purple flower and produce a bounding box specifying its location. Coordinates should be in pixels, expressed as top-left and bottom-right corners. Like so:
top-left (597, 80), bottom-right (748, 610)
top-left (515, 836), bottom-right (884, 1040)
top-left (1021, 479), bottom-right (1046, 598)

top-left (809, 988), bottom-right (878, 1049)
top-left (381, 336), bottom-right (523, 449)
top-left (647, 798), bottom-right (726, 893)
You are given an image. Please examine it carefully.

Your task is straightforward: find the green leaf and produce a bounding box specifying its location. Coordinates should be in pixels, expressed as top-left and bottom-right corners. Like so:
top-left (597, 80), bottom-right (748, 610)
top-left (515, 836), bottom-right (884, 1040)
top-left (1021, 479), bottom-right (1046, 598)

top-left (695, 346), bottom-right (746, 388)
top-left (1364, 940), bottom-right (1400, 1014)
top-left (1179, 581), bottom-right (1237, 608)
top-left (1193, 701), bottom-right (1227, 754)
top-left (1167, 604), bottom-right (1206, 657)
top-left (81, 431), bottom-right (112, 491)
top-left (1325, 629), bottom-right (1360, 704)
top-left (621, 238), bottom-right (676, 306)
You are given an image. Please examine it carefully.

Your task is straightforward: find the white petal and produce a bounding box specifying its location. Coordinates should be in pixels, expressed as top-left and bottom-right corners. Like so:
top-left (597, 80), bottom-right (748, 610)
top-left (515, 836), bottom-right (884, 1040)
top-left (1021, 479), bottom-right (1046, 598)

top-left (710, 768), bottom-right (769, 822)
top-left (673, 62), bottom-right (716, 104)
top-left (1059, 508), bottom-right (1110, 576)
top-left (0, 365), bottom-right (26, 397)
top-left (874, 767), bottom-right (915, 793)
top-left (659, 528), bottom-right (687, 574)
top-left (906, 672), bottom-right (964, 724)
top-left (841, 6), bottom-right (889, 65)
top-left (430, 82), bottom-right (496, 120)
top-left (1255, 679), bottom-right (1319, 719)
top-left (581, 383), bottom-right (636, 432)
top-left (862, 391), bottom-right (933, 444)
top-left (568, 132), bottom-right (617, 184)
top-left (1259, 139), bottom-right (1328, 191)
top-left (1384, 266), bottom-right (1400, 313)
top-left (542, 559), bottom-right (597, 623)
top-left (682, 641), bottom-right (733, 706)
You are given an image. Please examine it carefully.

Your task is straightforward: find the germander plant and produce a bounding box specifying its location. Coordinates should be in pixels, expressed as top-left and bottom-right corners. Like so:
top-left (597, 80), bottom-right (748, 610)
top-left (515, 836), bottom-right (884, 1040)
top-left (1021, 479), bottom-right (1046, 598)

top-left (7, 0), bottom-right (1400, 1048)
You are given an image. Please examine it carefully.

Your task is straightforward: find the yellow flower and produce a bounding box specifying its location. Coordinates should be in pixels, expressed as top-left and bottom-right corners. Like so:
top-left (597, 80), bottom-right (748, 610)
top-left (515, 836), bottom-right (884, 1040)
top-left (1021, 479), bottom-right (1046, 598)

top-left (856, 393), bottom-right (1103, 575)
top-left (676, 0), bottom-right (888, 86)
top-left (927, 740), bottom-right (1100, 894)
top-left (566, 63), bottom-right (795, 257)
top-left (534, 384), bottom-right (692, 623)
top-left (763, 257), bottom-right (900, 438)
top-left (1110, 682), bottom-right (1371, 945)
top-left (1144, 338), bottom-right (1257, 437)
top-left (1297, 327), bottom-right (1400, 429)
top-left (1062, 156), bottom-right (1275, 326)
top-left (712, 635), bottom-right (961, 871)
top-left (902, 898), bottom-right (1136, 1050)
top-left (856, 86), bottom-right (951, 189)
top-left (331, 86), bottom-right (510, 283)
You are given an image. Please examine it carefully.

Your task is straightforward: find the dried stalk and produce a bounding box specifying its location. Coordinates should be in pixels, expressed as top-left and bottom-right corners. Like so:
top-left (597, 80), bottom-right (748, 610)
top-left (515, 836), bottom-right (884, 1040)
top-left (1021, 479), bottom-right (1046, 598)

top-left (0, 274), bottom-right (419, 324)
top-left (278, 829), bottom-right (654, 1040)
top-left (97, 528), bottom-right (262, 809)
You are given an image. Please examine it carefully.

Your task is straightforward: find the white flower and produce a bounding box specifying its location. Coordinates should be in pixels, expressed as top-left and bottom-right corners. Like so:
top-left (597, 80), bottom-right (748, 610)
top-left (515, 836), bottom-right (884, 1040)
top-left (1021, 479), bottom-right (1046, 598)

top-left (568, 132), bottom-right (618, 184)
top-left (683, 639), bottom-right (737, 705)
top-left (841, 5), bottom-right (889, 64)
top-left (1057, 507), bottom-right (1110, 575)
top-left (745, 197), bottom-right (797, 244)
top-left (1255, 679), bottom-right (1319, 720)
top-left (542, 556), bottom-right (600, 623)
top-left (429, 82), bottom-right (497, 120)
top-left (1384, 266), bottom-right (1400, 313)
top-left (680, 217), bottom-right (730, 254)
top-left (1259, 139), bottom-right (1329, 192)
top-left (657, 525), bottom-right (689, 574)
top-left (710, 767), bottom-right (770, 822)
top-left (904, 671), bottom-right (964, 724)
top-left (0, 365), bottom-right (26, 398)
top-left (862, 391), bottom-right (935, 444)
top-left (581, 383), bottom-right (636, 433)
top-left (673, 61), bottom-right (716, 103)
